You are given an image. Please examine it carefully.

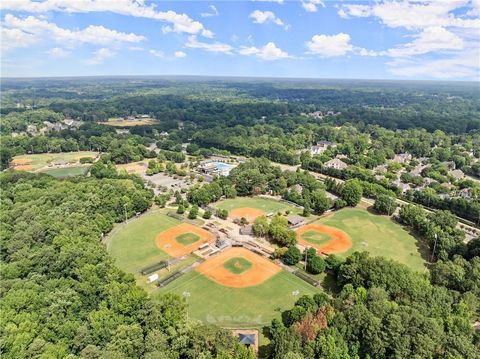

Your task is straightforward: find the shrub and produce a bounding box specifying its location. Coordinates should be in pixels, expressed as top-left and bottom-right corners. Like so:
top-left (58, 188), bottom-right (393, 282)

top-left (282, 246), bottom-right (302, 265)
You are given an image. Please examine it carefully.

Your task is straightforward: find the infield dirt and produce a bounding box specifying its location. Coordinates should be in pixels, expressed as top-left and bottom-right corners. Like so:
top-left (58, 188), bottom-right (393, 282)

top-left (155, 223), bottom-right (215, 257)
top-left (195, 247), bottom-right (281, 288)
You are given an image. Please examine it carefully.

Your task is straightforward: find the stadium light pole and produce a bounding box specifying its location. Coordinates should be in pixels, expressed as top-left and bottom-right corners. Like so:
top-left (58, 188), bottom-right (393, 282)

top-left (430, 233), bottom-right (438, 263)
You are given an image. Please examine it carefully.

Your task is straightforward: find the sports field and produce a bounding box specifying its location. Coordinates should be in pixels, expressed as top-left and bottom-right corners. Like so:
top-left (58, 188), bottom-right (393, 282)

top-left (155, 268), bottom-right (318, 328)
top-left (311, 208), bottom-right (426, 271)
top-left (40, 166), bottom-right (90, 178)
top-left (106, 210), bottom-right (181, 274)
top-left (155, 223), bottom-right (215, 257)
top-left (101, 118), bottom-right (158, 127)
top-left (10, 151), bottom-right (98, 171)
top-left (215, 197), bottom-right (301, 222)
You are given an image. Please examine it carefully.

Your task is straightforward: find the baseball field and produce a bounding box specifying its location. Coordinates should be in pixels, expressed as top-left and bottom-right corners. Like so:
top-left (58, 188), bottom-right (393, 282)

top-left (155, 247), bottom-right (318, 328)
top-left (10, 151), bottom-right (98, 171)
top-left (296, 208), bottom-right (426, 271)
top-left (215, 197), bottom-right (301, 222)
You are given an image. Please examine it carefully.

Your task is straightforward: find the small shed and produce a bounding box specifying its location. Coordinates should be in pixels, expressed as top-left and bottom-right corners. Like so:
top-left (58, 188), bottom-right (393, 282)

top-left (239, 225), bottom-right (253, 235)
top-left (287, 214), bottom-right (305, 227)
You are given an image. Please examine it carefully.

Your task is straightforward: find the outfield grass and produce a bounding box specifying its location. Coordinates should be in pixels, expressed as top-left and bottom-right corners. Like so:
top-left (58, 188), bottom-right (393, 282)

top-left (155, 270), bottom-right (319, 328)
top-left (316, 208), bottom-right (426, 271)
top-left (175, 233), bottom-right (200, 245)
top-left (40, 166), bottom-right (90, 178)
top-left (215, 197), bottom-right (301, 214)
top-left (223, 257), bottom-right (252, 274)
top-left (106, 210), bottom-right (180, 274)
top-left (11, 151), bottom-right (98, 171)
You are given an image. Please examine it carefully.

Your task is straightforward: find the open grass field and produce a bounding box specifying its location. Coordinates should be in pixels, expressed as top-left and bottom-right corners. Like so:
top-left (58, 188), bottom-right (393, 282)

top-left (314, 208), bottom-right (426, 271)
top-left (155, 269), bottom-right (319, 328)
top-left (215, 197), bottom-right (301, 217)
top-left (11, 151), bottom-right (98, 171)
top-left (106, 210), bottom-right (181, 274)
top-left (101, 118), bottom-right (158, 127)
top-left (116, 160), bottom-right (149, 174)
top-left (40, 166), bottom-right (90, 178)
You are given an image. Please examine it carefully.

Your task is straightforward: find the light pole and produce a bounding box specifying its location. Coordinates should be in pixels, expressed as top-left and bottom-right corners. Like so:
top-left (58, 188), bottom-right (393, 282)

top-left (430, 233), bottom-right (438, 263)
top-left (304, 247), bottom-right (309, 271)
top-left (183, 291), bottom-right (191, 321)
top-left (123, 203), bottom-right (128, 223)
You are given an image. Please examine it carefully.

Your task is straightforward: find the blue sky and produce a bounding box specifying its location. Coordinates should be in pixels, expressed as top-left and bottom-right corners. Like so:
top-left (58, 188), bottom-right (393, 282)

top-left (1, 0), bottom-right (479, 80)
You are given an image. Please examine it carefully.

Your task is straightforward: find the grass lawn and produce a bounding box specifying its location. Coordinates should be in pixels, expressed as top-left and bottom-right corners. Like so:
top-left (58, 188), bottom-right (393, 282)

top-left (215, 197), bottom-right (301, 215)
top-left (316, 208), bottom-right (427, 271)
top-left (40, 166), bottom-right (90, 178)
top-left (11, 151), bottom-right (98, 171)
top-left (301, 230), bottom-right (331, 245)
top-left (223, 257), bottom-right (253, 274)
top-left (106, 210), bottom-right (181, 274)
top-left (155, 270), bottom-right (319, 328)
top-left (175, 233), bottom-right (200, 245)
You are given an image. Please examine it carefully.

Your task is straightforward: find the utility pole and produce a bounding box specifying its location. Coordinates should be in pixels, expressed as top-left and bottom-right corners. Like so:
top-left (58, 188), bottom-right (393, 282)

top-left (124, 203), bottom-right (128, 223)
top-left (430, 233), bottom-right (438, 263)
top-left (304, 247), bottom-right (309, 271)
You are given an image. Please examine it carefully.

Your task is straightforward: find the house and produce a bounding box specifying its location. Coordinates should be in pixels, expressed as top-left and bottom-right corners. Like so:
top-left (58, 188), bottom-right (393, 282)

top-left (373, 165), bottom-right (387, 174)
top-left (309, 141), bottom-right (336, 155)
top-left (26, 124), bottom-right (38, 136)
top-left (324, 158), bottom-right (348, 170)
top-left (448, 169), bottom-right (465, 180)
top-left (115, 129), bottom-right (130, 135)
top-left (63, 118), bottom-right (84, 128)
top-left (239, 225), bottom-right (253, 236)
top-left (160, 131), bottom-right (169, 137)
top-left (289, 184), bottom-right (303, 194)
top-left (393, 153), bottom-right (412, 164)
top-left (287, 214), bottom-right (305, 227)
top-left (457, 188), bottom-right (471, 199)
top-left (393, 179), bottom-right (411, 193)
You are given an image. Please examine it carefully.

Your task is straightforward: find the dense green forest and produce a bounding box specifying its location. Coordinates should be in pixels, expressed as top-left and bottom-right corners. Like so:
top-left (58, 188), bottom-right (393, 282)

top-left (0, 171), bottom-right (254, 358)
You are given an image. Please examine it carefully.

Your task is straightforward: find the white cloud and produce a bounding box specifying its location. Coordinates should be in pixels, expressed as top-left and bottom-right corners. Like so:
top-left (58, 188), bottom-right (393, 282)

top-left (305, 33), bottom-right (354, 57)
top-left (0, 0), bottom-right (213, 37)
top-left (201, 5), bottom-right (219, 17)
top-left (87, 48), bottom-right (115, 65)
top-left (239, 42), bottom-right (291, 61)
top-left (387, 26), bottom-right (464, 57)
top-left (1, 27), bottom-right (36, 52)
top-left (301, 0), bottom-right (325, 13)
top-left (46, 47), bottom-right (71, 58)
top-left (2, 14), bottom-right (145, 48)
top-left (174, 51), bottom-right (187, 58)
top-left (185, 36), bottom-right (233, 54)
top-left (149, 49), bottom-right (164, 58)
top-left (249, 10), bottom-right (285, 27)
top-left (338, 1), bottom-right (479, 30)
top-left (387, 51), bottom-right (480, 79)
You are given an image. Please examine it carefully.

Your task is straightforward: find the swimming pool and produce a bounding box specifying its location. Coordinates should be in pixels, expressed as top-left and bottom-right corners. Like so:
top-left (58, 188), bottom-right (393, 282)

top-left (213, 162), bottom-right (233, 171)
